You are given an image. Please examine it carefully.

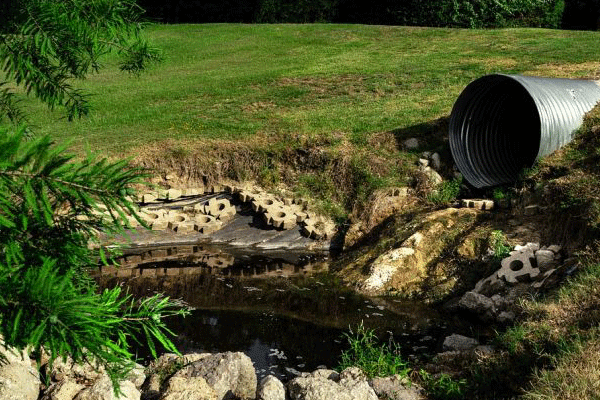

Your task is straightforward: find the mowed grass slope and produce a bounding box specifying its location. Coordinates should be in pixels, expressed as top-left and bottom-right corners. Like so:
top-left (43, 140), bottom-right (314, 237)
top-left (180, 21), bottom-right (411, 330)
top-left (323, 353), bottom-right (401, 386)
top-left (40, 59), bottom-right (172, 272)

top-left (20, 24), bottom-right (600, 155)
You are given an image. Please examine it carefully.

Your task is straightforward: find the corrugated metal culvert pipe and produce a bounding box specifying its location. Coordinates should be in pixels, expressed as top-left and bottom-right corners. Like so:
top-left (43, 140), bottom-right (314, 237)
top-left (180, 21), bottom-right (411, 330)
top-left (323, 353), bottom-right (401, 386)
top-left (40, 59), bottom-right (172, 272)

top-left (449, 74), bottom-right (600, 188)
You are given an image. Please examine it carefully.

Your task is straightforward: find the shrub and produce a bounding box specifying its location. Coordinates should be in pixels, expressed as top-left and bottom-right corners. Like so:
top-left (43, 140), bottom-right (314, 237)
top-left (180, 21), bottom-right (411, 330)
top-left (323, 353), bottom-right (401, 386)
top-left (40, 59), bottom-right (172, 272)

top-left (337, 322), bottom-right (411, 378)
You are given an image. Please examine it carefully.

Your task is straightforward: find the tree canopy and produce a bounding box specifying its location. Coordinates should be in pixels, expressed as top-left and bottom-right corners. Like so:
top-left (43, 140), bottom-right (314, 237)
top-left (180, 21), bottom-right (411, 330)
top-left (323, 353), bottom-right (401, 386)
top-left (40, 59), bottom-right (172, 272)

top-left (0, 0), bottom-right (188, 395)
top-left (0, 0), bottom-right (161, 123)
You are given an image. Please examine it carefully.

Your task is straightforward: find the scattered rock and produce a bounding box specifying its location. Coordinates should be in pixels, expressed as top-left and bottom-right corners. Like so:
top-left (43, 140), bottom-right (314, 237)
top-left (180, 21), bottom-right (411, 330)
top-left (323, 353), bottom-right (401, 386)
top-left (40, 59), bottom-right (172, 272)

top-left (535, 249), bottom-right (558, 272)
top-left (430, 153), bottom-right (442, 170)
top-left (403, 138), bottom-right (419, 150)
top-left (257, 375), bottom-right (285, 400)
top-left (370, 375), bottom-right (423, 400)
top-left (442, 334), bottom-right (479, 352)
top-left (420, 166), bottom-right (443, 185)
top-left (497, 311), bottom-right (516, 324)
top-left (288, 367), bottom-right (377, 400)
top-left (172, 352), bottom-right (256, 400)
top-left (458, 291), bottom-right (495, 315)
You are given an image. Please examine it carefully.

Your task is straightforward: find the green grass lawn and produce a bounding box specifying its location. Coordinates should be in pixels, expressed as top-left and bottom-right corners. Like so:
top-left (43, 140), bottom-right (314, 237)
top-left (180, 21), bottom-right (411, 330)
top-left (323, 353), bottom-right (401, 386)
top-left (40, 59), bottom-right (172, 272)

top-left (18, 24), bottom-right (600, 156)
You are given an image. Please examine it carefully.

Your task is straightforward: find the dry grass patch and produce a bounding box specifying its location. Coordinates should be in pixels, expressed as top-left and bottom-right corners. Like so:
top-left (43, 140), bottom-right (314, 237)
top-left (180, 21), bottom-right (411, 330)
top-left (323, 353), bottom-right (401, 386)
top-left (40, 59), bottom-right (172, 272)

top-left (524, 337), bottom-right (600, 400)
top-left (524, 61), bottom-right (600, 79)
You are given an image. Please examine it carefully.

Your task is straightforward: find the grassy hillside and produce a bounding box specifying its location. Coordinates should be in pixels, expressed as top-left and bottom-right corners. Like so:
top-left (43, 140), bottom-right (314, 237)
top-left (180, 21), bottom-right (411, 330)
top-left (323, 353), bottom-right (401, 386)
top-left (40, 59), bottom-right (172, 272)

top-left (18, 24), bottom-right (600, 155)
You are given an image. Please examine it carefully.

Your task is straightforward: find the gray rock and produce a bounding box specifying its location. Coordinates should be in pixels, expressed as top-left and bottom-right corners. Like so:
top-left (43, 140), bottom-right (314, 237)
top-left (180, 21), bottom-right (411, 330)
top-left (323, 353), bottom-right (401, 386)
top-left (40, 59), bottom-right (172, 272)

top-left (140, 373), bottom-right (160, 400)
top-left (546, 245), bottom-right (562, 254)
top-left (49, 357), bottom-right (104, 382)
top-left (370, 375), bottom-right (423, 400)
top-left (173, 352), bottom-right (256, 400)
top-left (161, 376), bottom-right (217, 400)
top-left (418, 158), bottom-right (429, 168)
top-left (421, 167), bottom-right (443, 185)
top-left (490, 294), bottom-right (506, 310)
top-left (403, 138), bottom-right (419, 150)
top-left (127, 363), bottom-right (146, 389)
top-left (473, 273), bottom-right (506, 296)
top-left (75, 376), bottom-right (140, 400)
top-left (514, 242), bottom-right (540, 253)
top-left (458, 291), bottom-right (495, 315)
top-left (474, 345), bottom-right (495, 356)
top-left (307, 369), bottom-right (339, 382)
top-left (42, 379), bottom-right (85, 400)
top-left (0, 342), bottom-right (40, 400)
top-left (257, 375), bottom-right (285, 400)
top-left (442, 334), bottom-right (479, 352)
top-left (497, 311), bottom-right (516, 323)
top-left (288, 367), bottom-right (377, 400)
top-left (535, 250), bottom-right (558, 273)
top-left (430, 153), bottom-right (442, 170)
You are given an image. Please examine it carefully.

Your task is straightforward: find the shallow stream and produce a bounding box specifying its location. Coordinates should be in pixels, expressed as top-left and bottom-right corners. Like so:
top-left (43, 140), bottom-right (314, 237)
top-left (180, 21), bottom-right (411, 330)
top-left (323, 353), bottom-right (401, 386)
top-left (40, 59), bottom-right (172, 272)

top-left (97, 245), bottom-right (476, 381)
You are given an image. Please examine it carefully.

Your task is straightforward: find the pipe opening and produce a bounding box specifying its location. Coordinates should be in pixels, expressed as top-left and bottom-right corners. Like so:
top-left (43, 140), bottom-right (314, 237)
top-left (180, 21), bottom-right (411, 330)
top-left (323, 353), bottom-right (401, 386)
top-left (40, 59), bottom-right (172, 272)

top-left (449, 75), bottom-right (540, 188)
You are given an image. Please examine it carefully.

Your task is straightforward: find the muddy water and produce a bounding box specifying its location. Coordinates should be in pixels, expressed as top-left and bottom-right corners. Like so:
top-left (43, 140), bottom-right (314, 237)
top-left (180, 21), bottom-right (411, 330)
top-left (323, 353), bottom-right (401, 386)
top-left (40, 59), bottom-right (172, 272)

top-left (97, 245), bottom-right (472, 381)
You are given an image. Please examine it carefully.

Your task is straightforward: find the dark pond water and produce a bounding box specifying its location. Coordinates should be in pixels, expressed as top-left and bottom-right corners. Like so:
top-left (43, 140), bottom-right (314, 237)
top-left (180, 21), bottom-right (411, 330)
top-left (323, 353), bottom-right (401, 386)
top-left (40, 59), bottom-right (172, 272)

top-left (97, 245), bottom-right (477, 381)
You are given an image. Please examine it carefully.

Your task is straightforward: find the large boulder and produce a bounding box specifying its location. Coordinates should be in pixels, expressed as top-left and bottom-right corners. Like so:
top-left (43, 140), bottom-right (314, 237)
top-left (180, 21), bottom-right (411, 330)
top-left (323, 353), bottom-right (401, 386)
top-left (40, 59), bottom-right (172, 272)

top-left (160, 376), bottom-right (217, 400)
top-left (172, 352), bottom-right (256, 400)
top-left (75, 376), bottom-right (140, 400)
top-left (349, 208), bottom-right (479, 296)
top-left (287, 367), bottom-right (377, 400)
top-left (0, 343), bottom-right (40, 400)
top-left (42, 380), bottom-right (85, 400)
top-left (370, 375), bottom-right (423, 400)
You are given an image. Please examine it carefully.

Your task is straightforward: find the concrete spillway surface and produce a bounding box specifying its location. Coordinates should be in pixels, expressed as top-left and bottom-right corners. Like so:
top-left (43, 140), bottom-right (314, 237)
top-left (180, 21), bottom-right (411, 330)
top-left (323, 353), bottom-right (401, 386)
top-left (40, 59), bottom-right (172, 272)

top-left (101, 193), bottom-right (332, 254)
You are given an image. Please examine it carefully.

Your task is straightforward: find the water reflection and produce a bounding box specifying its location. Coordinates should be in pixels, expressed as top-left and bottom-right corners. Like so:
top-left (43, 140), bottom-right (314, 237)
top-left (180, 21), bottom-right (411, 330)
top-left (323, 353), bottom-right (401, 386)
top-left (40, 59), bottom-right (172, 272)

top-left (96, 245), bottom-right (469, 379)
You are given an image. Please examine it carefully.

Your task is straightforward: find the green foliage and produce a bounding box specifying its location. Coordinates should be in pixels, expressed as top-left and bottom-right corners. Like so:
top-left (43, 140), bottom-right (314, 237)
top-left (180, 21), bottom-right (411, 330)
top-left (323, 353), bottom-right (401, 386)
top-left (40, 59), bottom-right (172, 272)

top-left (419, 370), bottom-right (467, 400)
top-left (253, 0), bottom-right (564, 27)
top-left (337, 322), bottom-right (411, 379)
top-left (490, 230), bottom-right (511, 260)
top-left (427, 177), bottom-right (462, 206)
top-left (256, 0), bottom-right (338, 22)
top-left (0, 126), bottom-right (190, 393)
top-left (0, 0), bottom-right (161, 123)
top-left (0, 2), bottom-right (188, 394)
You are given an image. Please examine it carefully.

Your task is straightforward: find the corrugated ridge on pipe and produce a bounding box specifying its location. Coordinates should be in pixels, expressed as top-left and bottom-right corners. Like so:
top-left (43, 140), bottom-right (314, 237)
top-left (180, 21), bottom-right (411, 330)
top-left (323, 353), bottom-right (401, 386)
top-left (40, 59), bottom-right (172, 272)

top-left (449, 74), bottom-right (600, 188)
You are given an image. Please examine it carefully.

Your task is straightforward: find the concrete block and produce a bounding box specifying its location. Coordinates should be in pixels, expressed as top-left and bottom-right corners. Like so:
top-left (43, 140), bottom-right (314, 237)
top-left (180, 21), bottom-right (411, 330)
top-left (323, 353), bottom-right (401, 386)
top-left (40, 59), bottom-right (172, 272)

top-left (141, 193), bottom-right (158, 203)
top-left (265, 207), bottom-right (297, 230)
top-left (165, 188), bottom-right (182, 200)
top-left (194, 214), bottom-right (222, 234)
top-left (151, 219), bottom-right (169, 231)
top-left (461, 199), bottom-right (494, 211)
top-left (181, 187), bottom-right (204, 196)
top-left (209, 184), bottom-right (221, 193)
top-left (175, 221), bottom-right (196, 233)
top-left (497, 250), bottom-right (540, 284)
top-left (205, 198), bottom-right (236, 220)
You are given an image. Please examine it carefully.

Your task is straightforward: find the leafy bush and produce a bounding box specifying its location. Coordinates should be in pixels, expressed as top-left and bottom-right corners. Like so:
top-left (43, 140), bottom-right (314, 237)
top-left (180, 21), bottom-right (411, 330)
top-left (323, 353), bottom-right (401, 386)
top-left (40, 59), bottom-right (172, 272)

top-left (337, 322), bottom-right (411, 378)
top-left (490, 230), bottom-right (511, 260)
top-left (256, 0), bottom-right (338, 23)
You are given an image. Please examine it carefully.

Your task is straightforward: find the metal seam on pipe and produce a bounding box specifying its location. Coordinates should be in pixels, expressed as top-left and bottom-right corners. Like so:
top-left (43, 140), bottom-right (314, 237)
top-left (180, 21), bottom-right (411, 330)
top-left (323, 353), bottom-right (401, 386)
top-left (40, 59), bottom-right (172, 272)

top-left (449, 74), bottom-right (600, 188)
